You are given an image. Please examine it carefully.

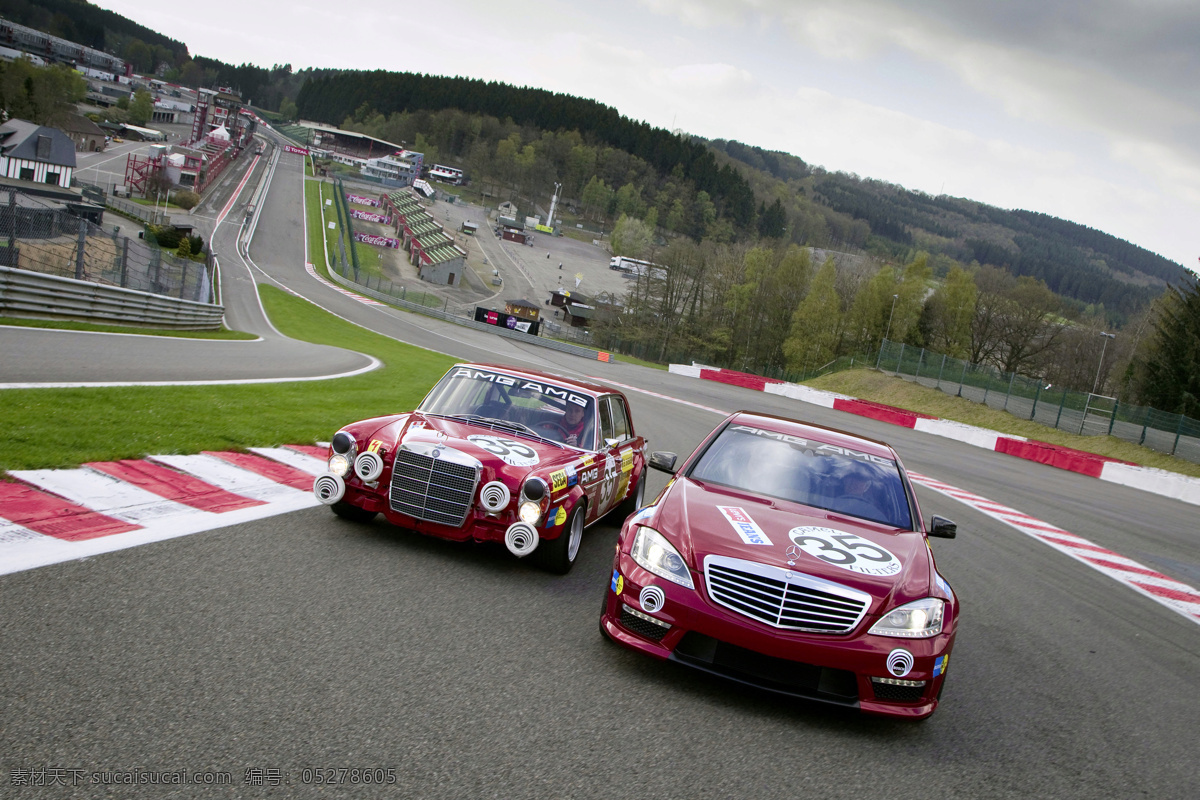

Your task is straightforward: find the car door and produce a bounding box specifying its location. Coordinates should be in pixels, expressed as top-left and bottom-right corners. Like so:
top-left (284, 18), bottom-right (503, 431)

top-left (590, 395), bottom-right (637, 519)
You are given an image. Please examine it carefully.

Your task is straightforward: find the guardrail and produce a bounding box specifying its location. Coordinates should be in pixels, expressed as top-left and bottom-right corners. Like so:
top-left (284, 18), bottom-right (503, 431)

top-left (0, 265), bottom-right (224, 329)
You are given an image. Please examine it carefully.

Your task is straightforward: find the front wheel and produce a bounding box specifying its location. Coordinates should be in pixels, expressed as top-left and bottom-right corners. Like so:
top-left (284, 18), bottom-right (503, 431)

top-left (535, 502), bottom-right (585, 575)
top-left (331, 500), bottom-right (378, 523)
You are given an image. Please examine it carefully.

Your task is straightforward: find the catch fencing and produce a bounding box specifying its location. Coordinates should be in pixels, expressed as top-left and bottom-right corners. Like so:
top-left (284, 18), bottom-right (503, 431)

top-left (0, 189), bottom-right (214, 306)
top-left (876, 339), bottom-right (1200, 463)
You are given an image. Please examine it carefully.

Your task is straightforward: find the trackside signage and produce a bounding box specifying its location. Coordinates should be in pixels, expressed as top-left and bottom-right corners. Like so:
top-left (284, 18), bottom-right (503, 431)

top-left (353, 233), bottom-right (400, 249)
top-left (350, 209), bottom-right (392, 224)
top-left (284, 144), bottom-right (308, 155)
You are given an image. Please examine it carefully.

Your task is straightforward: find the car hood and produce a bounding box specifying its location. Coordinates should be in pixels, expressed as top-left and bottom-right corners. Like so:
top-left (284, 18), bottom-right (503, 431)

top-left (372, 412), bottom-right (578, 480)
top-left (649, 477), bottom-right (933, 612)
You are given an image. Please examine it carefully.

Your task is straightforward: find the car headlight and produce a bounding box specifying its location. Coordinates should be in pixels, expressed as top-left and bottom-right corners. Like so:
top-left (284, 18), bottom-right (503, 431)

top-left (868, 598), bottom-right (945, 638)
top-left (518, 500), bottom-right (543, 524)
top-left (328, 453), bottom-right (351, 478)
top-left (631, 526), bottom-right (693, 589)
top-left (518, 477), bottom-right (549, 524)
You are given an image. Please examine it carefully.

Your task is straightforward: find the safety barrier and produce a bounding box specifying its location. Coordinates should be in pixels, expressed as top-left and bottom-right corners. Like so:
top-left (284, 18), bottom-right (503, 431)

top-left (876, 339), bottom-right (1200, 464)
top-left (0, 265), bottom-right (224, 329)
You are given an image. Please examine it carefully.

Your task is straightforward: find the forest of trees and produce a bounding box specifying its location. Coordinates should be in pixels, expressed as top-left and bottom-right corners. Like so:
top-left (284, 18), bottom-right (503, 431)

top-left (589, 240), bottom-right (1133, 393)
top-left (0, 58), bottom-right (84, 126)
top-left (297, 71), bottom-right (759, 235)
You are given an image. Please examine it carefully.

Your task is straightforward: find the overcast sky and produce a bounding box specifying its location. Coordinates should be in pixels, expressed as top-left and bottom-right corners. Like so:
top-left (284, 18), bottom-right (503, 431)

top-left (97, 0), bottom-right (1199, 272)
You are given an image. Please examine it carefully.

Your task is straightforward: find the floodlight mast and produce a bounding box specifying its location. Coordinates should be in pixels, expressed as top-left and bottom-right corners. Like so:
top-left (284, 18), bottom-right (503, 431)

top-left (547, 183), bottom-right (561, 230)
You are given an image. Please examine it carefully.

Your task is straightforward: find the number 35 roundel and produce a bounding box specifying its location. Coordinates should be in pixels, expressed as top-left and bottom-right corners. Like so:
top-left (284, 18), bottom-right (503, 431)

top-left (787, 527), bottom-right (902, 576)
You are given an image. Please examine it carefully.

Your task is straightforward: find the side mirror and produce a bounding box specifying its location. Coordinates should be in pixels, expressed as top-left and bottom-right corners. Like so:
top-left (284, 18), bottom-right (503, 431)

top-left (928, 515), bottom-right (957, 539)
top-left (648, 451), bottom-right (678, 474)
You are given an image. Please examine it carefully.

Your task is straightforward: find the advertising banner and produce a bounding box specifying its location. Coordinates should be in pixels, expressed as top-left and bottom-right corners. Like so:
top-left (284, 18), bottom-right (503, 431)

top-left (345, 194), bottom-right (380, 207)
top-left (283, 144), bottom-right (309, 155)
top-left (474, 307), bottom-right (540, 336)
top-left (354, 232), bottom-right (401, 249)
top-left (350, 209), bottom-right (392, 224)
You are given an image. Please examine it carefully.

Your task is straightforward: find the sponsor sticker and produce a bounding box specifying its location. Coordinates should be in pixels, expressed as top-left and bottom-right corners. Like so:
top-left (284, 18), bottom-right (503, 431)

top-left (936, 573), bottom-right (954, 602)
top-left (787, 526), bottom-right (901, 576)
top-left (934, 654), bottom-right (949, 677)
top-left (550, 469), bottom-right (569, 493)
top-left (611, 570), bottom-right (624, 594)
top-left (717, 506), bottom-right (773, 546)
top-left (620, 449), bottom-right (634, 473)
top-left (630, 506), bottom-right (654, 525)
top-left (555, 507), bottom-right (567, 526)
top-left (887, 648), bottom-right (914, 678)
top-left (367, 440), bottom-right (384, 454)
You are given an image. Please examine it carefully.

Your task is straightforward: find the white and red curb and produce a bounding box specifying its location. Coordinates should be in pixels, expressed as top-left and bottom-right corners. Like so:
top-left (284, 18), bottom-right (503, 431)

top-left (671, 364), bottom-right (1200, 507)
top-left (0, 445), bottom-right (327, 577)
top-left (910, 472), bottom-right (1200, 624)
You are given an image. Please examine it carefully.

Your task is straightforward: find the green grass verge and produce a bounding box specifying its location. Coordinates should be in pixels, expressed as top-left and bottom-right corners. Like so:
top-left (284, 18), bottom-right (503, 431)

top-left (130, 197), bottom-right (185, 211)
top-left (304, 178), bottom-right (331, 268)
top-left (809, 369), bottom-right (1200, 478)
top-left (0, 317), bottom-right (255, 339)
top-left (0, 285), bottom-right (458, 471)
top-left (305, 179), bottom-right (341, 269)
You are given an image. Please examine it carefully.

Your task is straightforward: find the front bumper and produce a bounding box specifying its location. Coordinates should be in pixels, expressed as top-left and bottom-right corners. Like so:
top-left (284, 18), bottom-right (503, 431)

top-left (600, 553), bottom-right (955, 719)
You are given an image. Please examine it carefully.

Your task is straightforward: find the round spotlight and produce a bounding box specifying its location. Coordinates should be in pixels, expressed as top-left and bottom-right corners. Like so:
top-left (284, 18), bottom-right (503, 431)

top-left (354, 451), bottom-right (384, 482)
top-left (313, 474), bottom-right (345, 505)
top-left (504, 522), bottom-right (540, 557)
top-left (479, 481), bottom-right (511, 513)
top-left (639, 585), bottom-right (665, 614)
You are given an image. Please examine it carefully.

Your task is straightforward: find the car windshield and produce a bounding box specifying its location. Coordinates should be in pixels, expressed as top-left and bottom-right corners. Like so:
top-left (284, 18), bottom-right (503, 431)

top-left (419, 366), bottom-right (597, 450)
top-left (688, 423), bottom-right (913, 529)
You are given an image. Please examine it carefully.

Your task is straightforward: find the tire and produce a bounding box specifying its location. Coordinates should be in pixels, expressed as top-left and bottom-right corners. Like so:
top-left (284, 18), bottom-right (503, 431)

top-left (535, 502), bottom-right (585, 575)
top-left (611, 469), bottom-right (646, 522)
top-left (331, 500), bottom-right (378, 523)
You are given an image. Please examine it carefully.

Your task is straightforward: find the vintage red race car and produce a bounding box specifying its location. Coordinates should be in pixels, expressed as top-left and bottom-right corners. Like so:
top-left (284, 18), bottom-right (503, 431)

top-left (314, 363), bottom-right (646, 573)
top-left (601, 411), bottom-right (958, 719)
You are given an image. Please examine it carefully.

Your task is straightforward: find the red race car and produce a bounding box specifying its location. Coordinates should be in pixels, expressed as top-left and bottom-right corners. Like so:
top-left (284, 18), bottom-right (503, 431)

top-left (314, 363), bottom-right (646, 573)
top-left (601, 411), bottom-right (958, 719)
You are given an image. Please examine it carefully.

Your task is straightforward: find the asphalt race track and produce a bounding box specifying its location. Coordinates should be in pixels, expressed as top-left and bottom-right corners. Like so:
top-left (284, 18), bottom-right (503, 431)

top-left (2, 131), bottom-right (1198, 799)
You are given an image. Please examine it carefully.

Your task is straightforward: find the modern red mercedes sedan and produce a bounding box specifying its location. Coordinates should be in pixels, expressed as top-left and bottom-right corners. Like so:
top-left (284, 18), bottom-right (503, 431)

top-left (601, 411), bottom-right (958, 719)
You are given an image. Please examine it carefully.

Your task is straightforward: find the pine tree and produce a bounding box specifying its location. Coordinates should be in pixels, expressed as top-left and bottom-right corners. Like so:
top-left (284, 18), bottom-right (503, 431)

top-left (1140, 280), bottom-right (1200, 417)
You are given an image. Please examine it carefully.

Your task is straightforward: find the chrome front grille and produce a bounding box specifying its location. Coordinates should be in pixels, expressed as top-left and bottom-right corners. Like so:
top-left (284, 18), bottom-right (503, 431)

top-left (389, 448), bottom-right (479, 526)
top-left (703, 555), bottom-right (871, 634)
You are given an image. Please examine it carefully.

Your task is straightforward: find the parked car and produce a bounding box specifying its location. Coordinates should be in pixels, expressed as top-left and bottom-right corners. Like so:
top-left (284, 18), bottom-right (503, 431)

top-left (314, 363), bottom-right (647, 573)
top-left (601, 411), bottom-right (958, 719)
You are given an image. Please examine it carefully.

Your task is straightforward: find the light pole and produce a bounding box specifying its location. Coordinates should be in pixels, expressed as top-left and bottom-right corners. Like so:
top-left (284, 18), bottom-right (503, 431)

top-left (1092, 332), bottom-right (1116, 394)
top-left (883, 294), bottom-right (899, 342)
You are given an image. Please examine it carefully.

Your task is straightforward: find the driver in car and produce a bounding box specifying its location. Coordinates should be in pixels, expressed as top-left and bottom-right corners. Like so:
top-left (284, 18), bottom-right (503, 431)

top-left (561, 403), bottom-right (589, 447)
